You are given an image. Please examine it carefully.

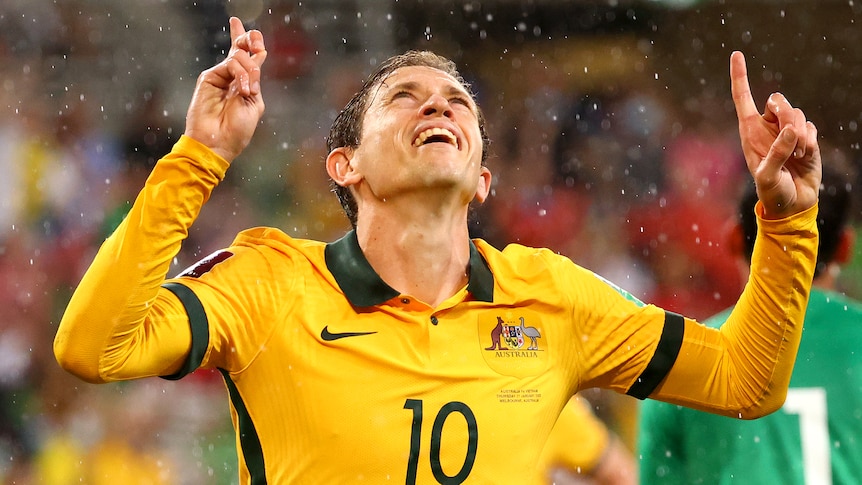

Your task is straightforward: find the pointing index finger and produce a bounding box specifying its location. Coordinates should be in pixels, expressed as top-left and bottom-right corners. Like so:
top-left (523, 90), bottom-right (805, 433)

top-left (229, 16), bottom-right (247, 45)
top-left (730, 51), bottom-right (759, 120)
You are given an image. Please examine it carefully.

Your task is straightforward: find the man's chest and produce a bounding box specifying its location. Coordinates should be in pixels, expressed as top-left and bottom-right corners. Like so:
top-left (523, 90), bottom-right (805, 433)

top-left (231, 300), bottom-right (571, 481)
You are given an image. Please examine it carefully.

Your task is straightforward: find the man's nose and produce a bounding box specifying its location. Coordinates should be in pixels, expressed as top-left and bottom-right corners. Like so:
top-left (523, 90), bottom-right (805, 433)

top-left (420, 93), bottom-right (454, 118)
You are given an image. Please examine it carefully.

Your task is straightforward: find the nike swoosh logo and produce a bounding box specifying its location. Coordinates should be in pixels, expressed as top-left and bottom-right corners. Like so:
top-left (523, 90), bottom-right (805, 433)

top-left (320, 325), bottom-right (377, 341)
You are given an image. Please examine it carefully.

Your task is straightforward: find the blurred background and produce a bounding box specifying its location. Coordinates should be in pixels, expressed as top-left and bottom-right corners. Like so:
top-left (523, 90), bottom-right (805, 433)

top-left (2, 0), bottom-right (861, 483)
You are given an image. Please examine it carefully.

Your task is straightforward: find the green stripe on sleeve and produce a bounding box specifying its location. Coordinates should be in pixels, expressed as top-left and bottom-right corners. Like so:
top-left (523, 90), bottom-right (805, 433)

top-left (160, 282), bottom-right (210, 380)
top-left (627, 311), bottom-right (685, 400)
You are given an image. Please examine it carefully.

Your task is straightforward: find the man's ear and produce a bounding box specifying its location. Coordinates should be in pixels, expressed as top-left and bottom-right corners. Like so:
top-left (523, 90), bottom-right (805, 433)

top-left (326, 147), bottom-right (361, 188)
top-left (834, 227), bottom-right (856, 265)
top-left (473, 166), bottom-right (493, 203)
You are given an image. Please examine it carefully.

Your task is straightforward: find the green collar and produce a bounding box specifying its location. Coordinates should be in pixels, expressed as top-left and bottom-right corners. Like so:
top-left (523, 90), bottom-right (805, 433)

top-left (324, 230), bottom-right (495, 307)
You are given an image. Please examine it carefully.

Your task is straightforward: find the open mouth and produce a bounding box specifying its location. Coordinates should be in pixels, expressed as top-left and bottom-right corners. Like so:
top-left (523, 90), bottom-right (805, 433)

top-left (413, 127), bottom-right (459, 149)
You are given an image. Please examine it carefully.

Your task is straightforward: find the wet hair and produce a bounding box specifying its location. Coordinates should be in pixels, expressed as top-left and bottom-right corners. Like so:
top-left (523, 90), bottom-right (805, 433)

top-left (739, 157), bottom-right (855, 278)
top-left (326, 50), bottom-right (490, 228)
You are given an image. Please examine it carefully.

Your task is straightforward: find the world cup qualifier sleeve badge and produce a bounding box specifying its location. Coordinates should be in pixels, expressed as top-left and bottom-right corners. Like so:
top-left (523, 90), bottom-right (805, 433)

top-left (478, 310), bottom-right (550, 378)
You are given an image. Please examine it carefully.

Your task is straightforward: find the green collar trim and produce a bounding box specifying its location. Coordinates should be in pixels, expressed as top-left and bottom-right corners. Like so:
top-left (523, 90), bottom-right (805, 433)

top-left (324, 230), bottom-right (494, 307)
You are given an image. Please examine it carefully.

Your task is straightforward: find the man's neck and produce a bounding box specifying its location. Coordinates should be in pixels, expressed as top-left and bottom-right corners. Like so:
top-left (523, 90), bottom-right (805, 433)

top-left (355, 214), bottom-right (473, 308)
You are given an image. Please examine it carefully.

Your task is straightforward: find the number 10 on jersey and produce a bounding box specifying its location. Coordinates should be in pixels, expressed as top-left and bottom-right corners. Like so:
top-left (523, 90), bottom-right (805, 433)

top-left (404, 399), bottom-right (479, 484)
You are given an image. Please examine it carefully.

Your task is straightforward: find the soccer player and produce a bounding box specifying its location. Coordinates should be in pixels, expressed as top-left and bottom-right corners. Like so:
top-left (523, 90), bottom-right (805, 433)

top-left (54, 17), bottom-right (821, 484)
top-left (638, 158), bottom-right (861, 484)
top-left (540, 395), bottom-right (637, 484)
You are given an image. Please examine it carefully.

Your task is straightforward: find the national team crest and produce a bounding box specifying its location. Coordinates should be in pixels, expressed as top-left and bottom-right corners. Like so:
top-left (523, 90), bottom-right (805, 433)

top-left (503, 322), bottom-right (523, 349)
top-left (478, 311), bottom-right (549, 378)
top-left (486, 316), bottom-right (541, 351)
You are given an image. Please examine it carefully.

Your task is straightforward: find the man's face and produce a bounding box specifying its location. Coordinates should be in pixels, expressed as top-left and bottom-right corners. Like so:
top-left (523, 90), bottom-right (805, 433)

top-left (344, 65), bottom-right (487, 207)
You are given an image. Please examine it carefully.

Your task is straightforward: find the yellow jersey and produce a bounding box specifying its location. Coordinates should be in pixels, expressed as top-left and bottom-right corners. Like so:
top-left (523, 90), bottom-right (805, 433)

top-left (54, 136), bottom-right (818, 484)
top-left (538, 395), bottom-right (610, 478)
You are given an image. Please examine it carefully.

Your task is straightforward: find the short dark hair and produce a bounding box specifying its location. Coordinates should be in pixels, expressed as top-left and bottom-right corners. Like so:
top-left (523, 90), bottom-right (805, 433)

top-left (739, 152), bottom-right (855, 278)
top-left (326, 50), bottom-right (490, 228)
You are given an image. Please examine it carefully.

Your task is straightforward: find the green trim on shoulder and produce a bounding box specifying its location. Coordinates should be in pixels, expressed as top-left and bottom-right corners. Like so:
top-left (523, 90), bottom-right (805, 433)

top-left (467, 240), bottom-right (494, 302)
top-left (594, 273), bottom-right (646, 307)
top-left (220, 369), bottom-right (267, 484)
top-left (324, 230), bottom-right (495, 306)
top-left (159, 282), bottom-right (210, 380)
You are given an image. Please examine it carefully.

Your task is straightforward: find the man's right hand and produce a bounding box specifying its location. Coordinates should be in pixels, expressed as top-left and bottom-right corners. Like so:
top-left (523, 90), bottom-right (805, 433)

top-left (729, 51), bottom-right (821, 220)
top-left (185, 16), bottom-right (267, 163)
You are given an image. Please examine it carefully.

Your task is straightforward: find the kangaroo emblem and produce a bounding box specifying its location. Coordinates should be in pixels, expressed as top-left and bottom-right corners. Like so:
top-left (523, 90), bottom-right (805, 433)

top-left (485, 316), bottom-right (509, 350)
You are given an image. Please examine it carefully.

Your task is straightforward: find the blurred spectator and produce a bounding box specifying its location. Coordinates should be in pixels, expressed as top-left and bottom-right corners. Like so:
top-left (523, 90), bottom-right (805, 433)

top-left (626, 93), bottom-right (747, 320)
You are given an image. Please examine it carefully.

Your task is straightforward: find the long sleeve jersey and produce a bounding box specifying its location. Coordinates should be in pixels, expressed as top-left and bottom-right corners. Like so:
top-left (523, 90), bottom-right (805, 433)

top-left (54, 135), bottom-right (818, 484)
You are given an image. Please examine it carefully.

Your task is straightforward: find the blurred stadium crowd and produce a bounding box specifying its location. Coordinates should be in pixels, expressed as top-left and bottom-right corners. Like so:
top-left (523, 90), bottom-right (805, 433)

top-left (1, 1), bottom-right (861, 483)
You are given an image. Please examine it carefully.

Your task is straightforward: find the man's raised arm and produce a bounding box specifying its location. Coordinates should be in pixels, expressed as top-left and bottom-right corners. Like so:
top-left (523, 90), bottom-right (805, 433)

top-left (646, 51), bottom-right (821, 417)
top-left (53, 18), bottom-right (267, 383)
